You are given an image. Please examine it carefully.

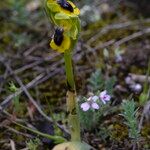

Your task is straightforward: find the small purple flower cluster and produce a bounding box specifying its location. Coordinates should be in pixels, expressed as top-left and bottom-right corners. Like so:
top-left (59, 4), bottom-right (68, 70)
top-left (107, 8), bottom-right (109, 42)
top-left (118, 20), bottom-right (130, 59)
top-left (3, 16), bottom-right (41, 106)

top-left (80, 90), bottom-right (111, 111)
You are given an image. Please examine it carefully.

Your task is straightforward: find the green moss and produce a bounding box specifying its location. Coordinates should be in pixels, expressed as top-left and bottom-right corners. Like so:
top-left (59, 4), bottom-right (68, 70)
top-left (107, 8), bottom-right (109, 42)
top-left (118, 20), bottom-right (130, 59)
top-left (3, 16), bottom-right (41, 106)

top-left (109, 123), bottom-right (128, 141)
top-left (141, 124), bottom-right (150, 140)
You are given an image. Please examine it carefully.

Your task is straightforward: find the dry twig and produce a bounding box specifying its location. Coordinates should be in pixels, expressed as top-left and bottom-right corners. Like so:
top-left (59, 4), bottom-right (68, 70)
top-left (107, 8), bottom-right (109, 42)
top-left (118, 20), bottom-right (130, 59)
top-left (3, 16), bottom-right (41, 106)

top-left (129, 73), bottom-right (150, 83)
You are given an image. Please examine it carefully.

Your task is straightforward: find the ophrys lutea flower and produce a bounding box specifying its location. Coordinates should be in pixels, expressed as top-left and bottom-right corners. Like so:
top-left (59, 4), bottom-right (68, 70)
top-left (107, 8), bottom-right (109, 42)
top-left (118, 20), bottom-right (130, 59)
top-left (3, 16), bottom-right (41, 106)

top-left (50, 28), bottom-right (71, 53)
top-left (46, 0), bottom-right (80, 42)
top-left (46, 0), bottom-right (80, 16)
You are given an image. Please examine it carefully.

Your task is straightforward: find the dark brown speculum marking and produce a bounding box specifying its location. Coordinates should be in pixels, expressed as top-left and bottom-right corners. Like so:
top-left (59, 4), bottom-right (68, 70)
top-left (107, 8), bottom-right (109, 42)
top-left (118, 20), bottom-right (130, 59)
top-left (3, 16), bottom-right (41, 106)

top-left (54, 28), bottom-right (64, 46)
top-left (57, 0), bottom-right (74, 12)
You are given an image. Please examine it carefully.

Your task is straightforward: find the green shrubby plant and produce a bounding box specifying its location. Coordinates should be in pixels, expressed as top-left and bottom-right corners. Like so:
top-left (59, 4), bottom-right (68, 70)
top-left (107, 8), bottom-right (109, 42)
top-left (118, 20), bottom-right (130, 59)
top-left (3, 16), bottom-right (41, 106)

top-left (26, 138), bottom-right (41, 150)
top-left (10, 0), bottom-right (29, 25)
top-left (139, 61), bottom-right (150, 105)
top-left (88, 69), bottom-right (104, 92)
top-left (105, 76), bottom-right (116, 95)
top-left (79, 96), bottom-right (110, 130)
top-left (88, 69), bottom-right (116, 94)
top-left (79, 69), bottom-right (116, 130)
top-left (121, 99), bottom-right (140, 139)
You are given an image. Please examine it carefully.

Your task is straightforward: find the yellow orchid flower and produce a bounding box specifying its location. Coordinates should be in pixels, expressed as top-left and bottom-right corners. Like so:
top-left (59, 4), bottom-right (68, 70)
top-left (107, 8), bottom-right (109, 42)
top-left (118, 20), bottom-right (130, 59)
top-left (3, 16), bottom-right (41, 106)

top-left (45, 0), bottom-right (80, 40)
top-left (46, 0), bottom-right (80, 16)
top-left (50, 28), bottom-right (71, 53)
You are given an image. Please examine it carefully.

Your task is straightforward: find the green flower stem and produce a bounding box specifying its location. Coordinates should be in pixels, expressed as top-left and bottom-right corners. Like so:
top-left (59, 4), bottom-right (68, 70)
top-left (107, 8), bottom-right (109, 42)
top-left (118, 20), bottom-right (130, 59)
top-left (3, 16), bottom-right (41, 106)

top-left (64, 51), bottom-right (75, 90)
top-left (64, 50), bottom-right (81, 142)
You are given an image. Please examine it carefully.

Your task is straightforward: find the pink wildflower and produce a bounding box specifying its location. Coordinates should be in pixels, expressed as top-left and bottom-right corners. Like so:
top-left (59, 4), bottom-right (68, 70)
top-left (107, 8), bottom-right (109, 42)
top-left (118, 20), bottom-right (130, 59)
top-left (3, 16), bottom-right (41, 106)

top-left (80, 96), bottom-right (99, 111)
top-left (99, 90), bottom-right (111, 104)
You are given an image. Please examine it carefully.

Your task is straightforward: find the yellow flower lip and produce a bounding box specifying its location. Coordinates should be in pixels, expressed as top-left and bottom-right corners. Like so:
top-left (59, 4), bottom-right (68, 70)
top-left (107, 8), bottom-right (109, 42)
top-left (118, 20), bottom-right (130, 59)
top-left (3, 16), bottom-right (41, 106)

top-left (50, 28), bottom-right (71, 53)
top-left (57, 0), bottom-right (74, 12)
top-left (60, 0), bottom-right (80, 16)
top-left (53, 28), bottom-right (64, 46)
top-left (47, 0), bottom-right (80, 16)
